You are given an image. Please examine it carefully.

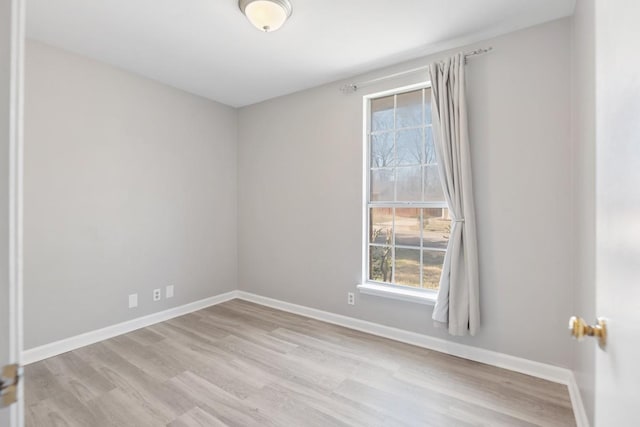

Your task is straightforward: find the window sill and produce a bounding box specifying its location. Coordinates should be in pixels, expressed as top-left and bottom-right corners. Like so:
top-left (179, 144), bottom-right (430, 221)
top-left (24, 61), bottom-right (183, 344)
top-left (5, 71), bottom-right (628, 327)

top-left (357, 283), bottom-right (437, 305)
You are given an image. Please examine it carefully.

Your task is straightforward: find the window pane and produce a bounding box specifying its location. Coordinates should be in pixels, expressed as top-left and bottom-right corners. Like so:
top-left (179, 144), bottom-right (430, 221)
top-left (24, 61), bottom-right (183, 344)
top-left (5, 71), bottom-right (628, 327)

top-left (396, 166), bottom-right (422, 201)
top-left (395, 208), bottom-right (420, 247)
top-left (371, 95), bottom-right (394, 131)
top-left (396, 90), bottom-right (422, 129)
top-left (395, 248), bottom-right (420, 287)
top-left (367, 86), bottom-right (449, 292)
top-left (424, 127), bottom-right (436, 164)
top-left (423, 250), bottom-right (445, 289)
top-left (423, 208), bottom-right (450, 249)
top-left (370, 208), bottom-right (393, 244)
top-left (424, 164), bottom-right (445, 201)
top-left (425, 87), bottom-right (432, 125)
top-left (371, 169), bottom-right (394, 201)
top-left (371, 132), bottom-right (394, 168)
top-left (369, 245), bottom-right (392, 283)
top-left (396, 129), bottom-right (422, 166)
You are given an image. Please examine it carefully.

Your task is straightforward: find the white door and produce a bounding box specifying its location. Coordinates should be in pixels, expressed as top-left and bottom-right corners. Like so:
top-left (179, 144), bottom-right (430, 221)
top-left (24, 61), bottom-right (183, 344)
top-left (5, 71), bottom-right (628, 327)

top-left (0, 0), bottom-right (24, 426)
top-left (595, 0), bottom-right (640, 425)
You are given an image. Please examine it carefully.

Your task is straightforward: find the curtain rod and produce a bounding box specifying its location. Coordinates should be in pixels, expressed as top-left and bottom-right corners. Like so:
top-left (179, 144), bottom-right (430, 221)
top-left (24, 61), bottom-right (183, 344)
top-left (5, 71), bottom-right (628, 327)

top-left (339, 46), bottom-right (493, 94)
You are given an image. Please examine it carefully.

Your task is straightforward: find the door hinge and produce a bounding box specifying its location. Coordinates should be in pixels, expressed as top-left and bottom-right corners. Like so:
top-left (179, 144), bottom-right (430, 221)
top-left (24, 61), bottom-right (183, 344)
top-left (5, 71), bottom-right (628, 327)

top-left (0, 363), bottom-right (21, 408)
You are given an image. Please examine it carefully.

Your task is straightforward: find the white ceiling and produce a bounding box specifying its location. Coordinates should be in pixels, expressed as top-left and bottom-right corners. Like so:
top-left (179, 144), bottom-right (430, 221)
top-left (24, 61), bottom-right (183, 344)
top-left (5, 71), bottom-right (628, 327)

top-left (27, 0), bottom-right (575, 107)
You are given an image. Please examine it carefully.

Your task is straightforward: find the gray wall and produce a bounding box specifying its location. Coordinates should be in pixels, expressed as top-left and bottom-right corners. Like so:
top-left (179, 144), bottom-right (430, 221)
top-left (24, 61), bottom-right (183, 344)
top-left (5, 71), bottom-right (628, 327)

top-left (24, 40), bottom-right (238, 349)
top-left (238, 19), bottom-right (574, 367)
top-left (570, 0), bottom-right (596, 423)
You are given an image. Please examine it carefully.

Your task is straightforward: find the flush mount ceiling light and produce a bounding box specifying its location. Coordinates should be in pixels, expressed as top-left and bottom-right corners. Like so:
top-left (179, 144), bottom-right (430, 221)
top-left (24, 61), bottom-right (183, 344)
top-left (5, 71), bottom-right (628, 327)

top-left (239, 0), bottom-right (292, 32)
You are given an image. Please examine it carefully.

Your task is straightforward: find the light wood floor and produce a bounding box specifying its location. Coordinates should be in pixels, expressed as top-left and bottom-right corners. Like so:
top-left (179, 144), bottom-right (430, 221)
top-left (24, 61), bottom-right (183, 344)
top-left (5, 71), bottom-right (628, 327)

top-left (25, 299), bottom-right (576, 426)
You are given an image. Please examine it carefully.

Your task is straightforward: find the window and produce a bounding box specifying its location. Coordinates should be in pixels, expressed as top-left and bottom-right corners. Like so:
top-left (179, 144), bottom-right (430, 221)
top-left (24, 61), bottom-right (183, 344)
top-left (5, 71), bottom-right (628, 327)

top-left (364, 84), bottom-right (450, 295)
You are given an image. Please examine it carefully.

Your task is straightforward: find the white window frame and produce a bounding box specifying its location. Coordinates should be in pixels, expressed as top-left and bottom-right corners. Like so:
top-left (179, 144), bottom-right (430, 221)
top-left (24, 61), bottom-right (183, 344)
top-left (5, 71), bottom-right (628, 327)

top-left (358, 82), bottom-right (446, 305)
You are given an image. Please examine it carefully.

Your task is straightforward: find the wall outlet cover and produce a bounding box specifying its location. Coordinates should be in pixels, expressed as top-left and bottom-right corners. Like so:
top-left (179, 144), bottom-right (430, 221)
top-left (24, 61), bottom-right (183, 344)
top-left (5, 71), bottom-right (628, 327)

top-left (128, 293), bottom-right (138, 308)
top-left (166, 285), bottom-right (174, 298)
top-left (153, 289), bottom-right (161, 301)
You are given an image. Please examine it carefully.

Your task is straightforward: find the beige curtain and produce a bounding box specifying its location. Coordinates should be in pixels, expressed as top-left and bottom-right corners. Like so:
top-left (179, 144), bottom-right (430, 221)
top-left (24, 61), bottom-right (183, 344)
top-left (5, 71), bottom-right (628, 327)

top-left (429, 53), bottom-right (480, 336)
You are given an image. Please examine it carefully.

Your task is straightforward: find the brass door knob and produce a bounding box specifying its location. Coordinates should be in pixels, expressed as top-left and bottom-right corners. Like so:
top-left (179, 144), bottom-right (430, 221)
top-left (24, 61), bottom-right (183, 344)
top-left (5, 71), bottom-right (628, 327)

top-left (569, 316), bottom-right (607, 348)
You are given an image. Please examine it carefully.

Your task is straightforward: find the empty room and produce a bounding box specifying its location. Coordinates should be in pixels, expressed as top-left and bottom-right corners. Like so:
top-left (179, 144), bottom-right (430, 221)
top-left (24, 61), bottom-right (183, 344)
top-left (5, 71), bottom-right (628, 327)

top-left (1, 0), bottom-right (639, 426)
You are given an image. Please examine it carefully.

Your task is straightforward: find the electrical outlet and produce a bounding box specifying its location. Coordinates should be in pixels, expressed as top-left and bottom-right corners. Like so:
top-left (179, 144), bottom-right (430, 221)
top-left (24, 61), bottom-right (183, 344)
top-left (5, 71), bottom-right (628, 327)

top-left (153, 288), bottom-right (161, 301)
top-left (347, 292), bottom-right (355, 305)
top-left (128, 293), bottom-right (138, 308)
top-left (166, 285), bottom-right (174, 299)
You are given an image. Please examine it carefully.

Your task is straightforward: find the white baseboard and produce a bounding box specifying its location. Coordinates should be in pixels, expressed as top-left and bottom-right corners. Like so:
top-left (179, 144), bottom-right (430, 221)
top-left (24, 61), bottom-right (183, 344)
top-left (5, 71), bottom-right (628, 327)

top-left (22, 290), bottom-right (238, 365)
top-left (567, 373), bottom-right (590, 427)
top-left (235, 291), bottom-right (589, 427)
top-left (22, 289), bottom-right (588, 426)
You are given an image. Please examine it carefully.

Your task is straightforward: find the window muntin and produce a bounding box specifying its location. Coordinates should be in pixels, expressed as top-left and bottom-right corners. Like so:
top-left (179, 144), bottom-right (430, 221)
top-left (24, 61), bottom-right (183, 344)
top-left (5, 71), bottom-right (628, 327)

top-left (366, 85), bottom-right (449, 290)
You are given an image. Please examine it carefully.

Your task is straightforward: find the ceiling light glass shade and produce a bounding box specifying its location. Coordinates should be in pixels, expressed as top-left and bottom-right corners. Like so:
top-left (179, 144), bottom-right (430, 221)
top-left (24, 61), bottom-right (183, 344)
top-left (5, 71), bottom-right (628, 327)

top-left (239, 0), bottom-right (292, 32)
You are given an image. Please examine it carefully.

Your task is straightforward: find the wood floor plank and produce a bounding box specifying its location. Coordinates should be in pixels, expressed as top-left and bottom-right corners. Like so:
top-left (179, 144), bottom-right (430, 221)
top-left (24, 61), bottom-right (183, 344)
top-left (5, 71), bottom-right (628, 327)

top-left (27, 390), bottom-right (102, 427)
top-left (73, 342), bottom-right (194, 423)
top-left (394, 364), bottom-right (575, 426)
top-left (43, 352), bottom-right (115, 404)
top-left (25, 300), bottom-right (576, 426)
top-left (168, 407), bottom-right (229, 427)
top-left (85, 387), bottom-right (171, 427)
top-left (167, 371), bottom-right (272, 427)
top-left (100, 334), bottom-right (185, 382)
